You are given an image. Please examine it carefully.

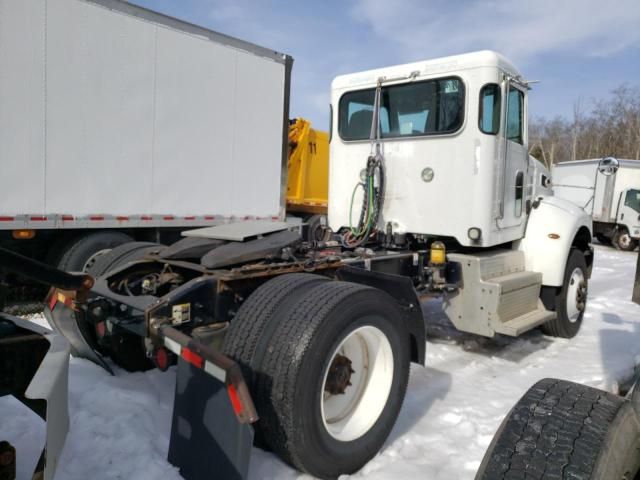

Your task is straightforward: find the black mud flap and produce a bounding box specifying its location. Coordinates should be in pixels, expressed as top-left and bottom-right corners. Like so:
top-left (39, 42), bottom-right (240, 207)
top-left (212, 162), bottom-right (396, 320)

top-left (44, 299), bottom-right (113, 375)
top-left (168, 358), bottom-right (254, 480)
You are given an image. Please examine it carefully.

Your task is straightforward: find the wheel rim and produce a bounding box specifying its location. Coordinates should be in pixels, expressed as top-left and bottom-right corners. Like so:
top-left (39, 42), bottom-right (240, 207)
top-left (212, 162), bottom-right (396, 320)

top-left (320, 325), bottom-right (394, 442)
top-left (82, 248), bottom-right (112, 272)
top-left (619, 232), bottom-right (632, 249)
top-left (566, 267), bottom-right (587, 323)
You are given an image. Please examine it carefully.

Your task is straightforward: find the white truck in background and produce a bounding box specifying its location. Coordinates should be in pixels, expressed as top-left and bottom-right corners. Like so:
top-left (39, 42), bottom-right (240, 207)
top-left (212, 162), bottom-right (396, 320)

top-left (0, 0), bottom-right (291, 285)
top-left (553, 158), bottom-right (640, 250)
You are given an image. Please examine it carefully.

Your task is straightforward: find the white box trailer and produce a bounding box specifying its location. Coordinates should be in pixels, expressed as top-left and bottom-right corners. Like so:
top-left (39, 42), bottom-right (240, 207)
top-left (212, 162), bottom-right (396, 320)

top-left (552, 158), bottom-right (640, 250)
top-left (0, 0), bottom-right (292, 273)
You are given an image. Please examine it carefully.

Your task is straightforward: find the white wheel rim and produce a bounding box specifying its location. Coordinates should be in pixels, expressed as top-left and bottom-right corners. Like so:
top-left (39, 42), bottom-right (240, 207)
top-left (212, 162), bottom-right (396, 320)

top-left (619, 233), bottom-right (631, 249)
top-left (320, 325), bottom-right (394, 442)
top-left (566, 267), bottom-right (586, 323)
top-left (82, 248), bottom-right (112, 272)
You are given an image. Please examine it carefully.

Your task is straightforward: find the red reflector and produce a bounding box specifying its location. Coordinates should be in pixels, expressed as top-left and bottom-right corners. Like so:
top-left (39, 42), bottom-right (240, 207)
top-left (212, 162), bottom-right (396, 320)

top-left (116, 216), bottom-right (129, 221)
top-left (30, 216), bottom-right (47, 221)
top-left (61, 215), bottom-right (74, 221)
top-left (204, 215), bottom-right (215, 220)
top-left (0, 216), bottom-right (14, 221)
top-left (90, 216), bottom-right (104, 221)
top-left (153, 347), bottom-right (170, 371)
top-left (95, 322), bottom-right (106, 338)
top-left (47, 293), bottom-right (57, 311)
top-left (163, 216), bottom-right (175, 220)
top-left (227, 384), bottom-right (244, 416)
top-left (184, 216), bottom-right (195, 220)
top-left (271, 216), bottom-right (279, 220)
top-left (181, 347), bottom-right (203, 369)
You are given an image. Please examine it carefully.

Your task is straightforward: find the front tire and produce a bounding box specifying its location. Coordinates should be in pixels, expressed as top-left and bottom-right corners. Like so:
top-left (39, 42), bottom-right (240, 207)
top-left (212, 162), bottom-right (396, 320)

top-left (255, 281), bottom-right (410, 479)
top-left (614, 229), bottom-right (638, 251)
top-left (541, 249), bottom-right (588, 338)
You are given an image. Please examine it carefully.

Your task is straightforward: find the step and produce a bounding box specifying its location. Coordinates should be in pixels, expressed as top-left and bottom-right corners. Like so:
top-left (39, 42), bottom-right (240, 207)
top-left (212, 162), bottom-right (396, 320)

top-left (448, 249), bottom-right (526, 280)
top-left (491, 271), bottom-right (542, 294)
top-left (494, 305), bottom-right (556, 336)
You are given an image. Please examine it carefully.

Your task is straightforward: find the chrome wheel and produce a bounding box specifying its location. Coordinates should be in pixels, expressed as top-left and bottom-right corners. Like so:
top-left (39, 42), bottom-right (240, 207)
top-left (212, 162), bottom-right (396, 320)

top-left (566, 267), bottom-right (587, 323)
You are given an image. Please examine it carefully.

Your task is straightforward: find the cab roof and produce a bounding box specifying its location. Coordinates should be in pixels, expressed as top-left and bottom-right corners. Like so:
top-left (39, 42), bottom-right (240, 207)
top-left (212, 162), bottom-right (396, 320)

top-left (331, 50), bottom-right (521, 90)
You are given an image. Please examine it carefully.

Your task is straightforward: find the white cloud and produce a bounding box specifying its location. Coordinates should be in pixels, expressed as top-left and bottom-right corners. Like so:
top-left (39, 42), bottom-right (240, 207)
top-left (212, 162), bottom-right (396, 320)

top-left (351, 0), bottom-right (640, 65)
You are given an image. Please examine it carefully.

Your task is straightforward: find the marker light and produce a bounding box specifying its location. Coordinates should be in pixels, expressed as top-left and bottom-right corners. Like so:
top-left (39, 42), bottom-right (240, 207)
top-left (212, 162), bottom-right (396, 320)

top-left (430, 241), bottom-right (446, 265)
top-left (468, 227), bottom-right (482, 241)
top-left (12, 229), bottom-right (35, 240)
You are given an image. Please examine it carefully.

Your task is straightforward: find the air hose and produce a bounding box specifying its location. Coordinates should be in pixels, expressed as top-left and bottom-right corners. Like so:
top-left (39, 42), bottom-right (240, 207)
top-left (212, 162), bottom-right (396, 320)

top-left (342, 79), bottom-right (386, 248)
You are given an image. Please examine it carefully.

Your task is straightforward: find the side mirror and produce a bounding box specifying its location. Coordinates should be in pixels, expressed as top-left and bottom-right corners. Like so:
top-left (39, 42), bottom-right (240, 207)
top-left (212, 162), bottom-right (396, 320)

top-left (598, 156), bottom-right (619, 176)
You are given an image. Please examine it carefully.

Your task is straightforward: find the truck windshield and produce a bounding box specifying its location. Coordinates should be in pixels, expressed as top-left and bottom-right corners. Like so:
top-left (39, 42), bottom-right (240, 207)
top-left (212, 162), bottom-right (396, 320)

top-left (338, 77), bottom-right (464, 141)
top-left (624, 189), bottom-right (640, 213)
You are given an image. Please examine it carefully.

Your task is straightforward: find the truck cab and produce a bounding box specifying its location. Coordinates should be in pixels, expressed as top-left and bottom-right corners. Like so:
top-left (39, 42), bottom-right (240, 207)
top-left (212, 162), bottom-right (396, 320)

top-left (329, 50), bottom-right (593, 338)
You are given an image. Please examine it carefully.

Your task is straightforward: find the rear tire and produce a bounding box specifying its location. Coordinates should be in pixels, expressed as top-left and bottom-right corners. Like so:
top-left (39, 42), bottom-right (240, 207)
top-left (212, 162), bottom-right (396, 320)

top-left (595, 233), bottom-right (612, 246)
top-left (222, 273), bottom-right (329, 445)
top-left (255, 281), bottom-right (410, 479)
top-left (476, 378), bottom-right (640, 480)
top-left (57, 231), bottom-right (133, 273)
top-left (541, 249), bottom-right (588, 338)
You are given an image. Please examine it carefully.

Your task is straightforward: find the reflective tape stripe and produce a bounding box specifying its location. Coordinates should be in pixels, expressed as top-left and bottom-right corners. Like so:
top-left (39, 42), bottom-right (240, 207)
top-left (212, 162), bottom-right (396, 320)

top-left (164, 337), bottom-right (182, 356)
top-left (204, 360), bottom-right (226, 382)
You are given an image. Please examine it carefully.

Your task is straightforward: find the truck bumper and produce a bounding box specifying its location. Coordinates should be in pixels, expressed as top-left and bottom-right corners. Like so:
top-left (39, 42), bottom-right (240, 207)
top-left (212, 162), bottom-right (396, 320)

top-left (0, 314), bottom-right (70, 480)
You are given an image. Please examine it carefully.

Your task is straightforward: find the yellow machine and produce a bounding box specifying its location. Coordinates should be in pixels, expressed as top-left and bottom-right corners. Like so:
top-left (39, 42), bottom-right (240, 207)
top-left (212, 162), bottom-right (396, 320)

top-left (286, 118), bottom-right (329, 215)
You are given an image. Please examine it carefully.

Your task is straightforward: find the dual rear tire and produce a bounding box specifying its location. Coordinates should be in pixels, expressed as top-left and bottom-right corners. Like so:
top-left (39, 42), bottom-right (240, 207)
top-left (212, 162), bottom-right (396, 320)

top-left (223, 274), bottom-right (410, 479)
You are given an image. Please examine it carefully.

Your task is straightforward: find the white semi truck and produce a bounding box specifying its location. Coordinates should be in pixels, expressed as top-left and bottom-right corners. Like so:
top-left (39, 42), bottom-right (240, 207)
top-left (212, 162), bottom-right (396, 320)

top-left (0, 0), bottom-right (291, 283)
top-left (38, 38), bottom-right (593, 479)
top-left (553, 158), bottom-right (640, 250)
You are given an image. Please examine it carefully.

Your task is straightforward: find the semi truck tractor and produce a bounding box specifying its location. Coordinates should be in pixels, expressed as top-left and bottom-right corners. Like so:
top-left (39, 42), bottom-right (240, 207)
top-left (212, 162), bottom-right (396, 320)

top-left (40, 31), bottom-right (594, 478)
top-left (553, 158), bottom-right (640, 251)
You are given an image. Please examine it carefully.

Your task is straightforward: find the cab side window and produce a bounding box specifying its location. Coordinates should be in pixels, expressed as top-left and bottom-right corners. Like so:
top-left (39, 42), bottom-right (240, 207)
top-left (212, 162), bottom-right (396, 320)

top-left (506, 88), bottom-right (524, 144)
top-left (479, 84), bottom-right (500, 134)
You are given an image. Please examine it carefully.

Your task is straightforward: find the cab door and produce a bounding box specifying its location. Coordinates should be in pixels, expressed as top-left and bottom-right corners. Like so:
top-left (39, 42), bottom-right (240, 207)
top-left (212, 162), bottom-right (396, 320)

top-left (498, 82), bottom-right (529, 230)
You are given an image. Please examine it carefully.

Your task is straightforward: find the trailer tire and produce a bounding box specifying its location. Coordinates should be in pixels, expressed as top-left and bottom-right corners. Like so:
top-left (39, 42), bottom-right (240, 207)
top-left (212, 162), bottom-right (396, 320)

top-left (57, 231), bottom-right (133, 273)
top-left (614, 228), bottom-right (638, 251)
top-left (476, 378), bottom-right (640, 480)
top-left (541, 249), bottom-right (588, 338)
top-left (255, 281), bottom-right (410, 479)
top-left (88, 241), bottom-right (166, 277)
top-left (84, 242), bottom-right (165, 372)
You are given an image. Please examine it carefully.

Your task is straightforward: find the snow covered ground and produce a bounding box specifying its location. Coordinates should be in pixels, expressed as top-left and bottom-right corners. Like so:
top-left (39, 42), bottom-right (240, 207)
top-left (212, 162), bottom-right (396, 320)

top-left (3, 245), bottom-right (640, 480)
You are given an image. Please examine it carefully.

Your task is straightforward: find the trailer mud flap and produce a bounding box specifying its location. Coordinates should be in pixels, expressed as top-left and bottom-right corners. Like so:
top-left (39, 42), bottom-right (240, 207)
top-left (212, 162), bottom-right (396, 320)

top-left (168, 358), bottom-right (254, 480)
top-left (0, 315), bottom-right (70, 480)
top-left (44, 298), bottom-right (113, 375)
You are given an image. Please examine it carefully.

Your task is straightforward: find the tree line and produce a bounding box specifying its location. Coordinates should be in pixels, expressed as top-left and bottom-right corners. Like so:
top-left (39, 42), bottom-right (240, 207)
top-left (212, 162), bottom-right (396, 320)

top-left (528, 84), bottom-right (640, 169)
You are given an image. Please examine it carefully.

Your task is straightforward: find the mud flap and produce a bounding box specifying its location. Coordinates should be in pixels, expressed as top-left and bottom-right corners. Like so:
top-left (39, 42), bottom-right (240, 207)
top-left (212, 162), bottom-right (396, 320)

top-left (168, 358), bottom-right (254, 480)
top-left (0, 314), bottom-right (70, 480)
top-left (44, 300), bottom-right (113, 375)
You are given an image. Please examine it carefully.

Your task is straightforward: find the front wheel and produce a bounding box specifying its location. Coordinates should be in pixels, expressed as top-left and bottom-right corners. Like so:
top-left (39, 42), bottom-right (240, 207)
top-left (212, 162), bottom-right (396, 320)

top-left (541, 249), bottom-right (588, 338)
top-left (255, 281), bottom-right (410, 479)
top-left (614, 229), bottom-right (638, 251)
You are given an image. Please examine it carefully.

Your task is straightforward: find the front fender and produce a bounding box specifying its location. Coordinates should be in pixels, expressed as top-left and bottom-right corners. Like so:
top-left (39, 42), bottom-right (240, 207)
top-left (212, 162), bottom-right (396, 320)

top-left (515, 196), bottom-right (592, 287)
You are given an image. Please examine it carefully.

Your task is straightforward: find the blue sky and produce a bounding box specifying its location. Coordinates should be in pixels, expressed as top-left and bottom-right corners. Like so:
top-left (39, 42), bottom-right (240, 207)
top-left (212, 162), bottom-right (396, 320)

top-left (129, 0), bottom-right (640, 130)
